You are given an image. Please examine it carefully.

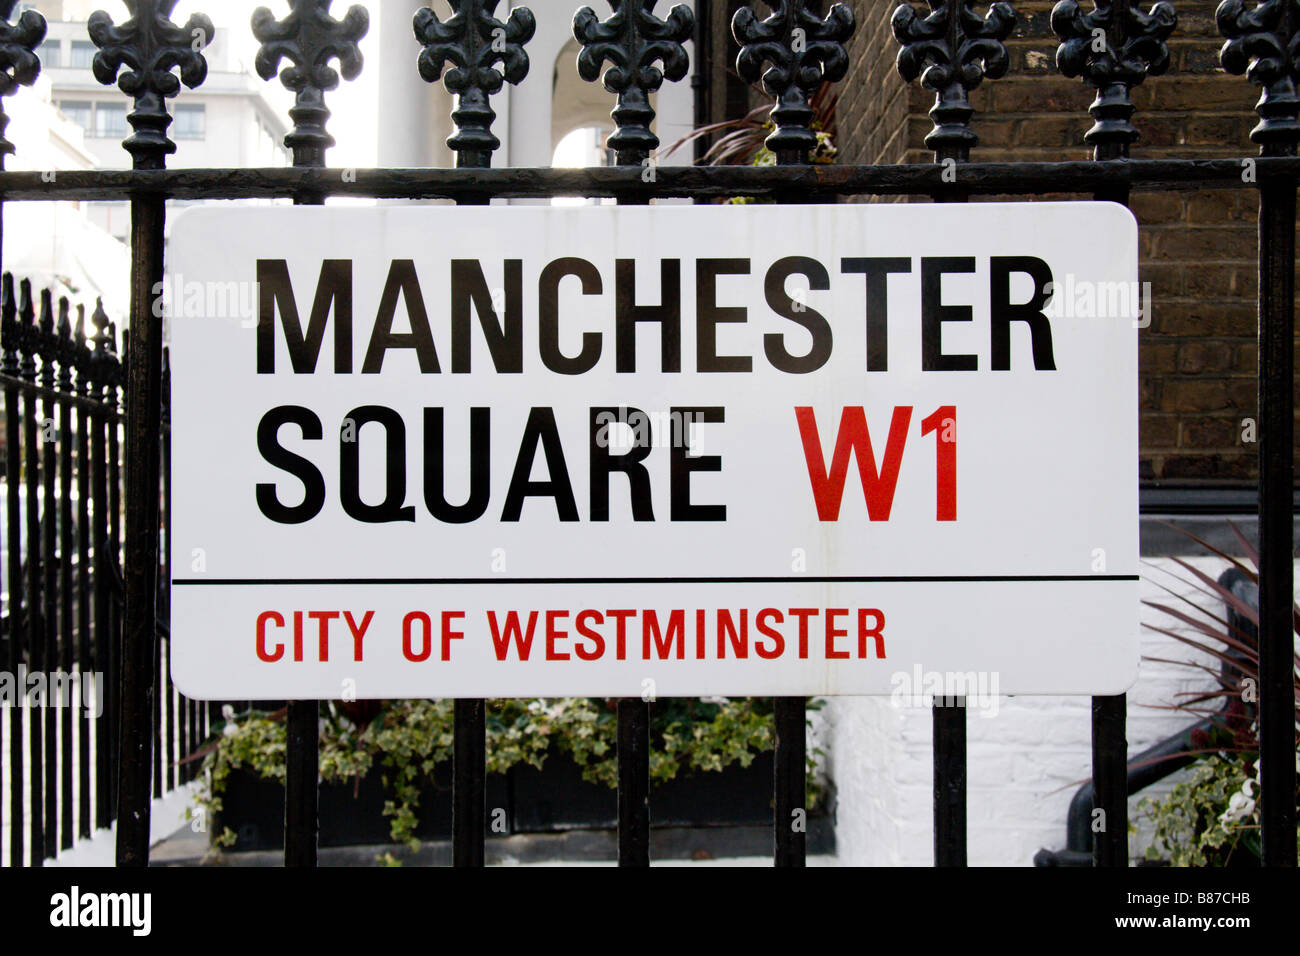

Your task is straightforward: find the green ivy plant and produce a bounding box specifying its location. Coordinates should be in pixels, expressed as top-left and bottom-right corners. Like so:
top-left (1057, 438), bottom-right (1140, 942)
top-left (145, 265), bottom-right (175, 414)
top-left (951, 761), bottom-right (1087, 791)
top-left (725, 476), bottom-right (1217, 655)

top-left (1138, 754), bottom-right (1276, 867)
top-left (195, 697), bottom-right (825, 849)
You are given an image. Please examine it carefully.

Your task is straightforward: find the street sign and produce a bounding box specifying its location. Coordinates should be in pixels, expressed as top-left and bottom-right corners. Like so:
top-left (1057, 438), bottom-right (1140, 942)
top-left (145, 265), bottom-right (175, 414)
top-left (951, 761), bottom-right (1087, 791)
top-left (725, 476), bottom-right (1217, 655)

top-left (167, 202), bottom-right (1139, 699)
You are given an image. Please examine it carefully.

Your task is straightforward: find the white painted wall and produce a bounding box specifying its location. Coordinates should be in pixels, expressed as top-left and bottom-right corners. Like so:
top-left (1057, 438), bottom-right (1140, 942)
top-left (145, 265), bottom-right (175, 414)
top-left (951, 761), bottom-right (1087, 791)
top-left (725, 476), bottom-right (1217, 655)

top-left (826, 553), bottom-right (1273, 865)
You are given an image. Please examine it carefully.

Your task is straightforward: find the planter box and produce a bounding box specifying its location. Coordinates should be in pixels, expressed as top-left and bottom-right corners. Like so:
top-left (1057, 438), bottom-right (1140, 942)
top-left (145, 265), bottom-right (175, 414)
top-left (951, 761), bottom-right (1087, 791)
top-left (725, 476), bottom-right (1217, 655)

top-left (214, 750), bottom-right (780, 851)
top-left (215, 763), bottom-right (510, 850)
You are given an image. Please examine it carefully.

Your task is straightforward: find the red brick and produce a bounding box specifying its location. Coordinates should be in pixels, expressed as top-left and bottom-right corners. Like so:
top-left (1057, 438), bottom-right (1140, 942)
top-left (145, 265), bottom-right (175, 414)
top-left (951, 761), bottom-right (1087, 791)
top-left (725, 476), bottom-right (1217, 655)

top-left (1177, 341), bottom-right (1236, 373)
top-left (1180, 416), bottom-right (1240, 448)
top-left (1141, 414), bottom-right (1179, 448)
top-left (1130, 193), bottom-right (1183, 224)
top-left (1162, 379), bottom-right (1231, 412)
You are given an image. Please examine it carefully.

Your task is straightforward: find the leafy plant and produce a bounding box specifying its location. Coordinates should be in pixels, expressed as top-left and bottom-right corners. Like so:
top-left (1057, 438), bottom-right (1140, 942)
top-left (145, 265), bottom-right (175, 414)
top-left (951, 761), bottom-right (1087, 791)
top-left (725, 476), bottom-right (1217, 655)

top-left (194, 696), bottom-right (825, 849)
top-left (660, 80), bottom-right (838, 204)
top-left (661, 81), bottom-right (839, 168)
top-left (1135, 521), bottom-right (1300, 866)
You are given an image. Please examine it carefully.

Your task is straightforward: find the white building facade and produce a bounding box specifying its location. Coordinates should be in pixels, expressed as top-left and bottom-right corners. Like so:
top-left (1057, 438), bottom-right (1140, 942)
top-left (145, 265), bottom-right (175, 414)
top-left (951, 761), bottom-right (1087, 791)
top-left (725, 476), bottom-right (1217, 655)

top-left (29, 0), bottom-right (289, 240)
top-left (376, 0), bottom-right (696, 171)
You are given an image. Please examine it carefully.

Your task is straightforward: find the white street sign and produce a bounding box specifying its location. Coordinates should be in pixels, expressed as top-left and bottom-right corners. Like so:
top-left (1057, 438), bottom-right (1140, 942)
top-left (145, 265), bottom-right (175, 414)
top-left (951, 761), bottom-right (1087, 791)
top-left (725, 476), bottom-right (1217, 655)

top-left (167, 202), bottom-right (1139, 699)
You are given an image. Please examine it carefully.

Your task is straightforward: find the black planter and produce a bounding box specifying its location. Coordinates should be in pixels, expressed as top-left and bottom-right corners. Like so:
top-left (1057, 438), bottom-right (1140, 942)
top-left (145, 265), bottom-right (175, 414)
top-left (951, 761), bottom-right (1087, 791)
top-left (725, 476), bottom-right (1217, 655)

top-left (214, 764), bottom-right (508, 851)
top-left (213, 749), bottom-right (780, 850)
top-left (508, 750), bottom-right (776, 831)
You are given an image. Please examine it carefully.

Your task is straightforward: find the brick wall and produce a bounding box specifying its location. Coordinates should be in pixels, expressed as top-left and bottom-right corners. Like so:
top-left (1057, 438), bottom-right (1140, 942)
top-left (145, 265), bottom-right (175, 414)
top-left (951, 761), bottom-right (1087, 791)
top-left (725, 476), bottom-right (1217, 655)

top-left (827, 0), bottom-right (1294, 481)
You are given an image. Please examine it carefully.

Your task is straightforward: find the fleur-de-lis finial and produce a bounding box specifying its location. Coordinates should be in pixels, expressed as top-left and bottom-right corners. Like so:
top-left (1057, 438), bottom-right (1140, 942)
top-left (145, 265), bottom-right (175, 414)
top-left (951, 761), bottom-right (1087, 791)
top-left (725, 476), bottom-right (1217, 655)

top-left (733, 0), bottom-right (855, 159)
top-left (88, 0), bottom-right (213, 169)
top-left (415, 0), bottom-right (536, 165)
top-left (893, 0), bottom-right (1016, 160)
top-left (253, 0), bottom-right (369, 167)
top-left (574, 0), bottom-right (694, 162)
top-left (1218, 0), bottom-right (1300, 150)
top-left (1053, 0), bottom-right (1177, 155)
top-left (0, 0), bottom-right (46, 159)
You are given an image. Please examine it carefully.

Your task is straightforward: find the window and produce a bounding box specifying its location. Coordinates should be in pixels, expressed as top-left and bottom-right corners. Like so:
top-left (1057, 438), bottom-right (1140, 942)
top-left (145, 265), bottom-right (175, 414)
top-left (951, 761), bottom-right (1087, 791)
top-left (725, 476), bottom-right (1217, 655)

top-left (39, 41), bottom-right (61, 69)
top-left (58, 100), bottom-right (92, 130)
top-left (94, 103), bottom-right (127, 140)
top-left (173, 104), bottom-right (206, 141)
top-left (69, 41), bottom-right (97, 70)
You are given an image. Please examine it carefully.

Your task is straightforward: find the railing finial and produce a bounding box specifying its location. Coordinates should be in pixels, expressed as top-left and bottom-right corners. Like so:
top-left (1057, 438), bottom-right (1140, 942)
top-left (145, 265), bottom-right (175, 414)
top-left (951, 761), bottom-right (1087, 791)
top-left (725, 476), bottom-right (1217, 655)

top-left (732, 0), bottom-right (855, 162)
top-left (0, 272), bottom-right (16, 376)
top-left (1218, 0), bottom-right (1300, 152)
top-left (88, 0), bottom-right (213, 169)
top-left (415, 0), bottom-right (536, 166)
top-left (56, 297), bottom-right (75, 390)
top-left (1053, 0), bottom-right (1177, 157)
top-left (574, 0), bottom-right (695, 163)
top-left (73, 304), bottom-right (92, 397)
top-left (253, 0), bottom-right (370, 168)
top-left (893, 0), bottom-right (1016, 161)
top-left (38, 287), bottom-right (55, 388)
top-left (17, 277), bottom-right (35, 381)
top-left (0, 0), bottom-right (46, 160)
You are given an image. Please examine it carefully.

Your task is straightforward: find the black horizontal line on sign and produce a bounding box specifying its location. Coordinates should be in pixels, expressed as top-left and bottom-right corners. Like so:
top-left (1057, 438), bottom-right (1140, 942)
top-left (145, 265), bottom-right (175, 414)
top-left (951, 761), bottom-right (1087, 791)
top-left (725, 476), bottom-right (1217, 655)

top-left (171, 575), bottom-right (1139, 586)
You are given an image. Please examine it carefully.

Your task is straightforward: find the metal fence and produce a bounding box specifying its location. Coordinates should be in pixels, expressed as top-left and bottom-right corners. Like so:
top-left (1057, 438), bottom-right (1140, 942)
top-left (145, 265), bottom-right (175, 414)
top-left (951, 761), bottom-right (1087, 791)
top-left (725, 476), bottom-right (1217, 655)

top-left (0, 271), bottom-right (207, 866)
top-left (0, 0), bottom-right (1294, 868)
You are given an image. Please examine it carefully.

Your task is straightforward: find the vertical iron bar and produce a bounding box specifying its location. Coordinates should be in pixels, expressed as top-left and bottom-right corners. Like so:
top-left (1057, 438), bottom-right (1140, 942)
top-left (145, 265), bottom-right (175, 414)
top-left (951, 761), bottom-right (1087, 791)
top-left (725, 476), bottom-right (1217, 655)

top-left (932, 699), bottom-right (967, 865)
top-left (162, 358), bottom-right (175, 794)
top-left (151, 609), bottom-right (161, 799)
top-left (615, 169), bottom-right (651, 871)
top-left (452, 695), bottom-right (485, 866)
top-left (773, 147), bottom-right (809, 869)
top-left (153, 365), bottom-right (166, 802)
top-left (40, 317), bottom-right (59, 853)
top-left (931, 140), bottom-right (967, 869)
top-left (115, 192), bottom-right (165, 866)
top-left (1091, 694), bottom-right (1127, 865)
top-left (108, 358), bottom-right (122, 823)
top-left (0, 120), bottom-right (6, 871)
top-left (176, 644), bottom-right (188, 784)
top-left (58, 306), bottom-right (74, 851)
top-left (616, 696), bottom-right (650, 866)
top-left (75, 358), bottom-right (91, 838)
top-left (23, 285), bottom-right (43, 865)
top-left (452, 138), bottom-right (490, 866)
top-left (1257, 149), bottom-right (1297, 867)
top-left (3, 275), bottom-right (24, 867)
top-left (1092, 142), bottom-right (1131, 868)
top-left (773, 696), bottom-right (806, 866)
top-left (1, 384), bottom-right (15, 859)
top-left (283, 699), bottom-right (318, 867)
top-left (41, 291), bottom-right (58, 861)
top-left (91, 337), bottom-right (110, 831)
top-left (280, 84), bottom-right (332, 873)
